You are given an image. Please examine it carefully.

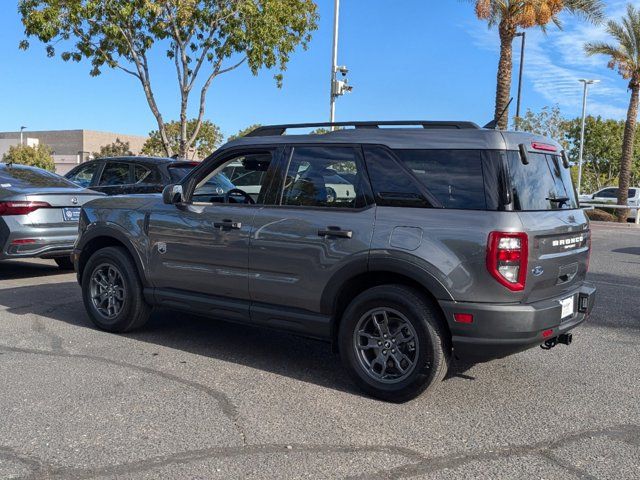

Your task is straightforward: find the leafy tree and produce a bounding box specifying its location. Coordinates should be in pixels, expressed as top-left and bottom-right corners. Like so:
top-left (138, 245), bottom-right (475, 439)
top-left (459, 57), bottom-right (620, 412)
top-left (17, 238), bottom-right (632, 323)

top-left (473, 0), bottom-right (603, 130)
top-left (516, 105), bottom-right (568, 149)
top-left (227, 124), bottom-right (262, 141)
top-left (564, 116), bottom-right (640, 194)
top-left (586, 4), bottom-right (640, 221)
top-left (19, 0), bottom-right (319, 158)
top-left (92, 138), bottom-right (133, 159)
top-left (142, 119), bottom-right (223, 159)
top-left (2, 144), bottom-right (55, 171)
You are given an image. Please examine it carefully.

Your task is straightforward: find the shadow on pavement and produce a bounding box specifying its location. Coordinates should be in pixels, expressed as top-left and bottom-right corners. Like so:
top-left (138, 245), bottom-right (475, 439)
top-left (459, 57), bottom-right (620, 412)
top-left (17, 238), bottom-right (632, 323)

top-left (0, 275), bottom-right (479, 397)
top-left (0, 259), bottom-right (67, 280)
top-left (612, 247), bottom-right (640, 256)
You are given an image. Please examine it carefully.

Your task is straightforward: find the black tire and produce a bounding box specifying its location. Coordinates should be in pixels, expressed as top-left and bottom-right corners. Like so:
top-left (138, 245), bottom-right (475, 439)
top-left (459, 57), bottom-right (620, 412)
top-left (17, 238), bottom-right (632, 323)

top-left (339, 285), bottom-right (451, 402)
top-left (54, 256), bottom-right (74, 270)
top-left (81, 246), bottom-right (151, 332)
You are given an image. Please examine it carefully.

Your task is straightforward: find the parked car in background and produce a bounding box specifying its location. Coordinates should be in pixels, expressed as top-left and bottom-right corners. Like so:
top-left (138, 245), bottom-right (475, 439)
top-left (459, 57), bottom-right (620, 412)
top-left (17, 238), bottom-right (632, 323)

top-left (64, 156), bottom-right (234, 196)
top-left (0, 163), bottom-right (103, 269)
top-left (579, 186), bottom-right (640, 220)
top-left (72, 121), bottom-right (595, 402)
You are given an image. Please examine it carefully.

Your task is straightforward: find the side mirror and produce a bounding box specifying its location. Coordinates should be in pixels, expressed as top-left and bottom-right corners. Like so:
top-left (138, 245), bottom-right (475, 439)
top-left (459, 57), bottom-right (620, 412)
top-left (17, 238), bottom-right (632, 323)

top-left (162, 184), bottom-right (183, 205)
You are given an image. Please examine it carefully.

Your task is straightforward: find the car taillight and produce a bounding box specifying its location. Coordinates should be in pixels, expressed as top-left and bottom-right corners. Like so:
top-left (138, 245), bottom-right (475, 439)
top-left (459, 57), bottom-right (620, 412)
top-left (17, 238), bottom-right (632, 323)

top-left (487, 232), bottom-right (528, 291)
top-left (0, 201), bottom-right (51, 216)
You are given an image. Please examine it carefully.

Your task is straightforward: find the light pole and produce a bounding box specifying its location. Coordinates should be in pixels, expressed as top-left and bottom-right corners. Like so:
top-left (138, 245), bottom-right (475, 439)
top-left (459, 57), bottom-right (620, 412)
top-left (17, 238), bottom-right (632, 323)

top-left (20, 126), bottom-right (27, 146)
top-left (577, 79), bottom-right (600, 196)
top-left (329, 0), bottom-right (352, 130)
top-left (514, 32), bottom-right (526, 131)
top-left (329, 0), bottom-right (339, 125)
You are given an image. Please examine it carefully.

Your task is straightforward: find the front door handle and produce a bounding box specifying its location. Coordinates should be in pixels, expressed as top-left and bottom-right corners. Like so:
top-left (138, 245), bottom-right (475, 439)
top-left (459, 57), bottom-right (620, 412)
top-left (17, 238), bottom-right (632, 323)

top-left (318, 226), bottom-right (353, 239)
top-left (214, 219), bottom-right (242, 230)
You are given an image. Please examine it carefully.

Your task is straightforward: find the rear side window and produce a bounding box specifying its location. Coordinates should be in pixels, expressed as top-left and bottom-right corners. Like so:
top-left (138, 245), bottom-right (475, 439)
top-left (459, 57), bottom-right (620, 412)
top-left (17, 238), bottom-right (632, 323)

top-left (363, 146), bottom-right (430, 207)
top-left (506, 152), bottom-right (578, 210)
top-left (280, 146), bottom-right (367, 208)
top-left (134, 165), bottom-right (161, 184)
top-left (394, 150), bottom-right (487, 210)
top-left (99, 162), bottom-right (131, 186)
top-left (0, 165), bottom-right (77, 189)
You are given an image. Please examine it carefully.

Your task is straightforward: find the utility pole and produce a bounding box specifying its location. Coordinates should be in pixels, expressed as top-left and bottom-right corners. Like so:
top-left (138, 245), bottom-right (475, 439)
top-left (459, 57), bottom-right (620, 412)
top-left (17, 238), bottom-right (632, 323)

top-left (329, 0), bottom-right (352, 130)
top-left (577, 79), bottom-right (600, 196)
top-left (20, 126), bottom-right (27, 146)
top-left (514, 32), bottom-right (526, 131)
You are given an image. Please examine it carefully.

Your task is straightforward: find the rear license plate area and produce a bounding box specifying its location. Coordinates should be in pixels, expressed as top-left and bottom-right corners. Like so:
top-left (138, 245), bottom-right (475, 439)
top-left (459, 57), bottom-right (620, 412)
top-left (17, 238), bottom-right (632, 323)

top-left (62, 207), bottom-right (81, 222)
top-left (560, 296), bottom-right (575, 320)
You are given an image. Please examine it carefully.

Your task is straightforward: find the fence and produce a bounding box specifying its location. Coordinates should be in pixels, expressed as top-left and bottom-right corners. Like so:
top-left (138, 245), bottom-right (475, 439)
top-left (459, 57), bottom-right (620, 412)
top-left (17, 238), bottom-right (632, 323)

top-left (581, 203), bottom-right (640, 225)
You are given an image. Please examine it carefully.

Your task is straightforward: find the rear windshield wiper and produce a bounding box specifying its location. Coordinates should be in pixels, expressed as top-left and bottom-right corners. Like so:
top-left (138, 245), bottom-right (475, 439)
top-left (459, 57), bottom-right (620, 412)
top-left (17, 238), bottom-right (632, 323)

top-left (546, 196), bottom-right (570, 205)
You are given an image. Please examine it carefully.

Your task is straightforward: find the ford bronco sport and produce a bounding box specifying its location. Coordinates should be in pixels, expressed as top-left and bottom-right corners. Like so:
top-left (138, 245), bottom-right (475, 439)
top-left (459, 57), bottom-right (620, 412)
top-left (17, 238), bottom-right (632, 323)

top-left (72, 121), bottom-right (595, 402)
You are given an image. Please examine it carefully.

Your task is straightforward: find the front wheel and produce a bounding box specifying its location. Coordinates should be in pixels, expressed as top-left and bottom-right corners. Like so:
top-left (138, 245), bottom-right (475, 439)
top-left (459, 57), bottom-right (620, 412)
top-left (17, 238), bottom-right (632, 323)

top-left (339, 285), bottom-right (451, 402)
top-left (81, 246), bottom-right (151, 332)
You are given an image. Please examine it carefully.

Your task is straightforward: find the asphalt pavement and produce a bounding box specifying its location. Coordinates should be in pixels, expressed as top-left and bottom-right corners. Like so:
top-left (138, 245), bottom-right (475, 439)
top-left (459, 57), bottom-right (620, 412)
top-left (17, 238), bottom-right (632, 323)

top-left (0, 222), bottom-right (639, 479)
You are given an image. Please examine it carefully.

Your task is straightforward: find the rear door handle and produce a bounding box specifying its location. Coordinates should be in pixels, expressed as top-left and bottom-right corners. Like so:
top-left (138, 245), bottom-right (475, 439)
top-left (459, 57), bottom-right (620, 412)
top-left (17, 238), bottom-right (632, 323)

top-left (214, 219), bottom-right (242, 230)
top-left (318, 227), bottom-right (353, 239)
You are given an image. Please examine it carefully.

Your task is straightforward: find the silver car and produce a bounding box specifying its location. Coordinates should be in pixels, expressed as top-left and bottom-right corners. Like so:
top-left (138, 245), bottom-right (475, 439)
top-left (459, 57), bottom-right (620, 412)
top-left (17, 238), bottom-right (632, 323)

top-left (0, 163), bottom-right (103, 269)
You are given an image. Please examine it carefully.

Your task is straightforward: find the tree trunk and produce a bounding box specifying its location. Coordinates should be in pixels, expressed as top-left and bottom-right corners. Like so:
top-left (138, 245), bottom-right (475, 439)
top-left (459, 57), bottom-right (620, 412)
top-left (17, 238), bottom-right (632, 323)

top-left (494, 22), bottom-right (516, 130)
top-left (617, 80), bottom-right (639, 222)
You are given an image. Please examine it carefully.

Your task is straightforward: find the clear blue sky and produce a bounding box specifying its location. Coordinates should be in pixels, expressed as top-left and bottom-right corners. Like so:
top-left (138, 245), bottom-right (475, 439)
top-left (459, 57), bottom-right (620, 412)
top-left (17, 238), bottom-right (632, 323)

top-left (0, 1), bottom-right (636, 139)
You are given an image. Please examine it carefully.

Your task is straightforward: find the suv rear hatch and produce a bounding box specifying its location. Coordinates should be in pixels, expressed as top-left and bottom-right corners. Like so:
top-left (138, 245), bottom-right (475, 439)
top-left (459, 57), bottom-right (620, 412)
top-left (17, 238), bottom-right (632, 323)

top-left (505, 150), bottom-right (589, 303)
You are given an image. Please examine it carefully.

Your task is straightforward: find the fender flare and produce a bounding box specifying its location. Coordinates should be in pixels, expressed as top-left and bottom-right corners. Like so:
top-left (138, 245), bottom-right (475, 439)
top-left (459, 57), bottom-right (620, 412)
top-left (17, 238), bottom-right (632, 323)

top-left (77, 222), bottom-right (149, 287)
top-left (319, 252), bottom-right (453, 316)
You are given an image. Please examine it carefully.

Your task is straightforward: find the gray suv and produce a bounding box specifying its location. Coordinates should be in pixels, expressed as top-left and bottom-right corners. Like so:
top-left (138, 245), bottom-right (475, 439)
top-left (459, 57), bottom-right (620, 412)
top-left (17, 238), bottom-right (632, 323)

top-left (72, 121), bottom-right (595, 401)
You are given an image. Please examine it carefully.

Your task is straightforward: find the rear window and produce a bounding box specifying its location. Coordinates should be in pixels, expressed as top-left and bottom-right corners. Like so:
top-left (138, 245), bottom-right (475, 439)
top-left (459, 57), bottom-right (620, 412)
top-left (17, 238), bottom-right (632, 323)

top-left (394, 150), bottom-right (488, 210)
top-left (506, 152), bottom-right (578, 210)
top-left (0, 165), bottom-right (77, 189)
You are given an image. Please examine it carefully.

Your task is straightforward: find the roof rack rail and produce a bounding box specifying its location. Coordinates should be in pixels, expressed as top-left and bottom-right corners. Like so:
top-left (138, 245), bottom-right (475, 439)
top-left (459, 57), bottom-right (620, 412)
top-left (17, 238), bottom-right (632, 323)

top-left (245, 121), bottom-right (481, 137)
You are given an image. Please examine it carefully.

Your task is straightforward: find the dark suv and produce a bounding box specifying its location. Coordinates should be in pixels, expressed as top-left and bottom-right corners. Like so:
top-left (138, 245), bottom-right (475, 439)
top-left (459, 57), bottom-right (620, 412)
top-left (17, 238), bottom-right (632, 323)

top-left (64, 156), bottom-right (234, 196)
top-left (72, 121), bottom-right (595, 401)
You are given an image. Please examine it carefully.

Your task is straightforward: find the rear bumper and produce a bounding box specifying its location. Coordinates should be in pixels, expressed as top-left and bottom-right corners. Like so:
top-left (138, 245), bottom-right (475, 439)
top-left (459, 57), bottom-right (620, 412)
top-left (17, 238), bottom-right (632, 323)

top-left (439, 283), bottom-right (596, 362)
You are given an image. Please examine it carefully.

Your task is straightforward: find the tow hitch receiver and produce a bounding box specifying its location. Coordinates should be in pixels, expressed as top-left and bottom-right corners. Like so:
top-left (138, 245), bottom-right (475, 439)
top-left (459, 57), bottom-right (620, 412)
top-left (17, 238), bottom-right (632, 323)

top-left (541, 333), bottom-right (573, 350)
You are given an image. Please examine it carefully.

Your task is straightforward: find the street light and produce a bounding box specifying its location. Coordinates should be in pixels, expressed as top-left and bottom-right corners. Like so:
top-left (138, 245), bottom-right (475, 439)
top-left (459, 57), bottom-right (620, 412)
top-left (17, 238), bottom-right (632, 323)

top-left (329, 0), bottom-right (352, 130)
top-left (577, 79), bottom-right (600, 196)
top-left (20, 126), bottom-right (27, 146)
top-left (514, 32), bottom-right (526, 131)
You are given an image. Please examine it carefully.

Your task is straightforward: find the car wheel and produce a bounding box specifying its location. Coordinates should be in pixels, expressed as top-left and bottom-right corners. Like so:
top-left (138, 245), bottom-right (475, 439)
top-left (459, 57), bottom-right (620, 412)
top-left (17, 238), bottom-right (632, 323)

top-left (81, 246), bottom-right (151, 332)
top-left (54, 256), bottom-right (74, 270)
top-left (339, 285), bottom-right (451, 402)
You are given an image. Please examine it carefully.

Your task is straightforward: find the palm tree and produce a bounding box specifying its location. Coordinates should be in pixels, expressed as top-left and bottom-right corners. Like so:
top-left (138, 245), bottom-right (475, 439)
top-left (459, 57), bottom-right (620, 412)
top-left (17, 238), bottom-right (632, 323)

top-left (474, 0), bottom-right (604, 130)
top-left (586, 4), bottom-right (640, 222)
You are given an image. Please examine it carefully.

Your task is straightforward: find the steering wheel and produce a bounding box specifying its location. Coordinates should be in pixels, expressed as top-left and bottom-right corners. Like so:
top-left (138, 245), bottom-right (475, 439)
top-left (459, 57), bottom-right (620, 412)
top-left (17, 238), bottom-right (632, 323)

top-left (224, 188), bottom-right (255, 204)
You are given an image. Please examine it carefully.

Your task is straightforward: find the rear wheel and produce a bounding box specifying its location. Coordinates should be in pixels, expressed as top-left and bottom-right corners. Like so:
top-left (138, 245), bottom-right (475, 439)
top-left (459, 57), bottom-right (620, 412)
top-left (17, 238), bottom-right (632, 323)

top-left (339, 285), bottom-right (450, 402)
top-left (54, 256), bottom-right (74, 270)
top-left (81, 246), bottom-right (151, 332)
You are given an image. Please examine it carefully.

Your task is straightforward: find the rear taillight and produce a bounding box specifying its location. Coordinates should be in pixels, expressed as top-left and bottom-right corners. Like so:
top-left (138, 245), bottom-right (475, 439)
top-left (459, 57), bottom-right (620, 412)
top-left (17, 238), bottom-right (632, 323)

top-left (0, 201), bottom-right (51, 216)
top-left (487, 232), bottom-right (528, 291)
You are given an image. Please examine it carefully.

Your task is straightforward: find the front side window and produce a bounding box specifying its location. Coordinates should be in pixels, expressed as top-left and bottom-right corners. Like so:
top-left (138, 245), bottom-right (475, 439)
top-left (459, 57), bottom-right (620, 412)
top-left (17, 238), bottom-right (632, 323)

top-left (67, 162), bottom-right (99, 187)
top-left (506, 152), bottom-right (578, 210)
top-left (280, 146), bottom-right (366, 208)
top-left (99, 162), bottom-right (131, 186)
top-left (393, 149), bottom-right (487, 210)
top-left (192, 151), bottom-right (273, 204)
